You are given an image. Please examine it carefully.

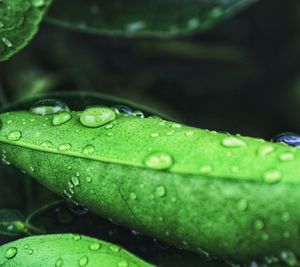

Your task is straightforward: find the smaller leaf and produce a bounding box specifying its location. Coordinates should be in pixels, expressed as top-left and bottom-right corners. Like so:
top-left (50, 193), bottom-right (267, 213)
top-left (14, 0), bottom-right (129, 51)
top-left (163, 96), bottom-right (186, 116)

top-left (0, 234), bottom-right (154, 266)
top-left (0, 0), bottom-right (52, 62)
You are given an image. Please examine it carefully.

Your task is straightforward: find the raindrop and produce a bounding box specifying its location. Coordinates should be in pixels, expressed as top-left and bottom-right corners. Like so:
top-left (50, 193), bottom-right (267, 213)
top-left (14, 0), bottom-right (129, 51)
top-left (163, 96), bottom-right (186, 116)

top-left (221, 136), bottom-right (247, 148)
top-left (263, 170), bottom-right (282, 183)
top-left (55, 257), bottom-right (63, 267)
top-left (118, 260), bottom-right (129, 267)
top-left (7, 131), bottom-right (22, 141)
top-left (133, 110), bottom-right (144, 118)
top-left (257, 145), bottom-right (274, 157)
top-left (237, 199), bottom-right (248, 212)
top-left (89, 243), bottom-right (101, 251)
top-left (82, 145), bottom-right (95, 155)
top-left (58, 143), bottom-right (71, 151)
top-left (78, 256), bottom-right (88, 266)
top-left (2, 37), bottom-right (13, 47)
top-left (112, 105), bottom-right (133, 115)
top-left (71, 176), bottom-right (80, 186)
top-left (80, 106), bottom-right (116, 128)
top-left (73, 234), bottom-right (81, 241)
top-left (129, 192), bottom-right (137, 200)
top-left (5, 247), bottom-right (17, 259)
top-left (52, 112), bottom-right (71, 126)
top-left (109, 245), bottom-right (120, 253)
top-left (144, 151), bottom-right (173, 170)
top-left (254, 219), bottom-right (264, 230)
top-left (273, 133), bottom-right (300, 147)
top-left (279, 152), bottom-right (295, 162)
top-left (30, 99), bottom-right (69, 116)
top-left (155, 185), bottom-right (166, 198)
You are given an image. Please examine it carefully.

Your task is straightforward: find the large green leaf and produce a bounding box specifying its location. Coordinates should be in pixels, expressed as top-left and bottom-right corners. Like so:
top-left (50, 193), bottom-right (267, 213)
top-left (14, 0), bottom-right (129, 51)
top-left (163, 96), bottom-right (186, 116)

top-left (0, 102), bottom-right (300, 265)
top-left (46, 0), bottom-right (259, 37)
top-left (0, 234), bottom-right (153, 266)
top-left (0, 0), bottom-right (52, 62)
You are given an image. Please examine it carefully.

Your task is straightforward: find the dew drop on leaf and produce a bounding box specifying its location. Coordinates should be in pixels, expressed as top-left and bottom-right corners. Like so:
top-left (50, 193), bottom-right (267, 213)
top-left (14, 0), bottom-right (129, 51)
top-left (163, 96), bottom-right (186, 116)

top-left (30, 99), bottom-right (69, 116)
top-left (7, 131), bottom-right (21, 141)
top-left (144, 152), bottom-right (173, 170)
top-left (55, 257), bottom-right (63, 267)
top-left (89, 243), bottom-right (101, 251)
top-left (80, 106), bottom-right (116, 128)
top-left (52, 112), bottom-right (71, 126)
top-left (221, 136), bottom-right (247, 148)
top-left (5, 247), bottom-right (17, 259)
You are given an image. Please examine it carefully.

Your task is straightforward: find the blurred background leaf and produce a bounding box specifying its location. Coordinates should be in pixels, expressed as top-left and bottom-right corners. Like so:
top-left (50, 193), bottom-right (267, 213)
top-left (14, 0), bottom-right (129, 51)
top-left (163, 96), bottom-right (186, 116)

top-left (46, 0), bottom-right (258, 38)
top-left (0, 0), bottom-right (52, 61)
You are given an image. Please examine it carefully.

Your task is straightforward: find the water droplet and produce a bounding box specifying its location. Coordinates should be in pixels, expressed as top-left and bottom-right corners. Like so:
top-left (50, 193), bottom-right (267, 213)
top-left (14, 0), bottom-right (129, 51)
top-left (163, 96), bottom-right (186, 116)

top-left (155, 185), bottom-right (166, 197)
top-left (82, 145), bottom-right (95, 155)
top-left (55, 257), bottom-right (63, 267)
top-left (28, 249), bottom-right (33, 255)
top-left (52, 112), bottom-right (71, 126)
top-left (132, 110), bottom-right (144, 118)
top-left (199, 165), bottom-right (213, 173)
top-left (150, 132), bottom-right (159, 138)
top-left (112, 105), bottom-right (133, 115)
top-left (221, 136), bottom-right (247, 148)
top-left (126, 21), bottom-right (146, 32)
top-left (118, 260), bottom-right (129, 267)
top-left (5, 247), bottom-right (17, 259)
top-left (71, 176), bottom-right (80, 186)
top-left (109, 245), bottom-right (120, 253)
top-left (86, 176), bottom-right (92, 183)
top-left (144, 152), bottom-right (173, 170)
top-left (257, 145), bottom-right (275, 156)
top-left (78, 256), bottom-right (88, 266)
top-left (58, 143), bottom-right (71, 151)
top-left (89, 243), bottom-right (101, 251)
top-left (280, 251), bottom-right (298, 266)
top-left (7, 131), bottom-right (22, 141)
top-left (254, 219), bottom-right (264, 230)
top-left (130, 192), bottom-right (137, 200)
top-left (40, 141), bottom-right (53, 148)
top-left (2, 37), bottom-right (13, 47)
top-left (237, 199), bottom-right (248, 212)
top-left (263, 170), bottom-right (282, 183)
top-left (73, 234), bottom-right (81, 241)
top-left (279, 152), bottom-right (295, 162)
top-left (30, 99), bottom-right (69, 116)
top-left (80, 107), bottom-right (116, 128)
top-left (274, 133), bottom-right (300, 146)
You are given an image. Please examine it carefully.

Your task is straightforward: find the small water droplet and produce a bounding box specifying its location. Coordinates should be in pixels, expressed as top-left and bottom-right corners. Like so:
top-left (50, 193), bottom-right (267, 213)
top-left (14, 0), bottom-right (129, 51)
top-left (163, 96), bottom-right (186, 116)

top-left (130, 192), bottom-right (137, 200)
top-left (237, 199), bottom-right (248, 212)
top-left (59, 143), bottom-right (71, 151)
top-left (263, 170), bottom-right (282, 183)
top-left (71, 176), bottom-right (80, 186)
top-left (118, 260), bottom-right (129, 267)
top-left (55, 257), bottom-right (63, 267)
top-left (281, 212), bottom-right (291, 222)
top-left (52, 112), bottom-right (71, 126)
top-left (7, 131), bottom-right (22, 141)
top-left (199, 165), bottom-right (213, 173)
top-left (155, 185), bottom-right (166, 197)
top-left (109, 245), bottom-right (120, 253)
top-left (78, 256), bottom-right (88, 266)
top-left (82, 145), bottom-right (95, 155)
top-left (257, 145), bottom-right (275, 157)
top-left (28, 249), bottom-right (33, 255)
top-left (279, 152), bottom-right (295, 162)
top-left (254, 219), bottom-right (264, 230)
top-left (30, 99), bottom-right (69, 116)
top-left (89, 243), bottom-right (101, 251)
top-left (221, 136), bottom-right (247, 148)
top-left (132, 110), bottom-right (144, 118)
top-left (80, 106), bottom-right (116, 128)
top-left (144, 152), bottom-right (173, 170)
top-left (2, 37), bottom-right (13, 47)
top-left (5, 247), bottom-right (17, 259)
top-left (73, 234), bottom-right (81, 241)
top-left (86, 176), bottom-right (92, 183)
top-left (31, 0), bottom-right (45, 7)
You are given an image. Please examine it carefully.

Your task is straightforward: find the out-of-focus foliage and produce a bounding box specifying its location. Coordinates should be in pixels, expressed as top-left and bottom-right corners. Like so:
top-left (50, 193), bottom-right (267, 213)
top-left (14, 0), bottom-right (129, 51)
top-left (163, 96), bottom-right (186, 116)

top-left (0, 0), bottom-right (52, 61)
top-left (46, 0), bottom-right (258, 37)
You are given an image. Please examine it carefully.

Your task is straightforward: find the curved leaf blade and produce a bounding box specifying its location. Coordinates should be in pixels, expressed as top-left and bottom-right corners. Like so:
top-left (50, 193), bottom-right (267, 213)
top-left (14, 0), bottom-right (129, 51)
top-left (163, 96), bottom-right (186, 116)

top-left (0, 107), bottom-right (299, 263)
top-left (0, 234), bottom-right (153, 266)
top-left (0, 0), bottom-right (52, 62)
top-left (46, 0), bottom-right (259, 38)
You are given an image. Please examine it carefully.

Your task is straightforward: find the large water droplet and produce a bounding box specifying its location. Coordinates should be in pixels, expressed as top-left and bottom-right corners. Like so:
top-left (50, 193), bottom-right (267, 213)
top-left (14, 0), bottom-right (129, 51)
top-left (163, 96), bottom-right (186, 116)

top-left (30, 99), bottom-right (69, 116)
top-left (221, 136), bottom-right (247, 148)
top-left (274, 133), bottom-right (300, 146)
top-left (52, 112), bottom-right (71, 126)
top-left (7, 131), bottom-right (22, 141)
top-left (80, 107), bottom-right (116, 128)
top-left (144, 152), bottom-right (173, 170)
top-left (5, 247), bottom-right (17, 259)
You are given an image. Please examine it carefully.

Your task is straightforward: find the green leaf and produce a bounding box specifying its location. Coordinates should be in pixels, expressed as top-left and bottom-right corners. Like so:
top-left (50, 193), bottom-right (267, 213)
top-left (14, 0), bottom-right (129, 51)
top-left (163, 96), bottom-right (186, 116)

top-left (0, 234), bottom-right (154, 266)
top-left (1, 103), bottom-right (300, 264)
top-left (0, 0), bottom-right (52, 62)
top-left (46, 0), bottom-right (258, 38)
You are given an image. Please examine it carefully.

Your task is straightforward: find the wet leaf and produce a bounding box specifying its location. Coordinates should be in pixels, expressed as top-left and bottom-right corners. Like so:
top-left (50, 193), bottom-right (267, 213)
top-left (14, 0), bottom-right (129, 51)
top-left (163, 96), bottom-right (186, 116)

top-left (0, 0), bottom-right (52, 62)
top-left (46, 0), bottom-right (258, 38)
